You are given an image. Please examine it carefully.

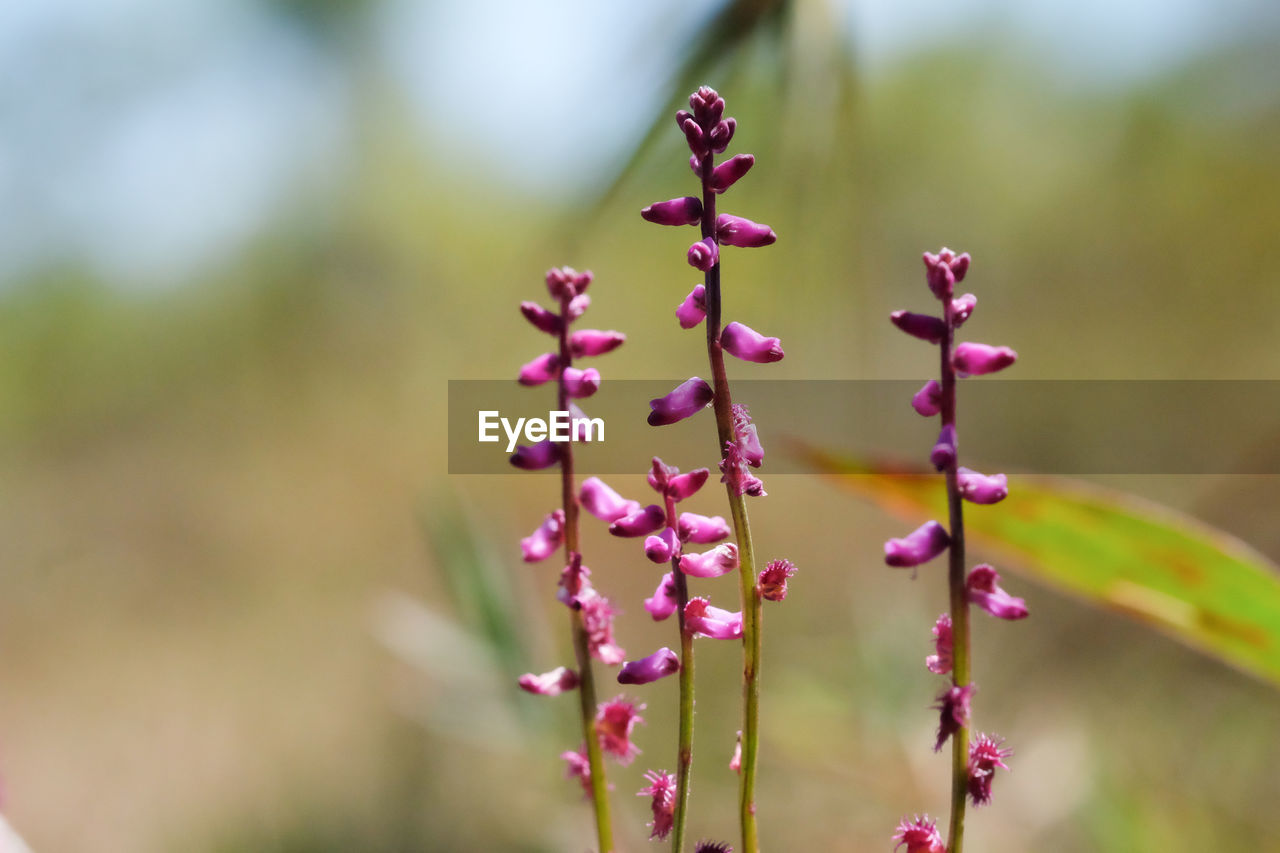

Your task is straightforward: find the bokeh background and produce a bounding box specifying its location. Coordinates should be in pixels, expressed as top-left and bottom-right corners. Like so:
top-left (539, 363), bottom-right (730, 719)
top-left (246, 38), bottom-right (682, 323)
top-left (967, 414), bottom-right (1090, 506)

top-left (2, 0), bottom-right (1279, 850)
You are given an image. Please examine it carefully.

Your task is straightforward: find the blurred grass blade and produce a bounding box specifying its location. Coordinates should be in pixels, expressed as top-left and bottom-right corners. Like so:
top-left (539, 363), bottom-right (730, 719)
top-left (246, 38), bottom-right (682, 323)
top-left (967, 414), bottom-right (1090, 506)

top-left (797, 443), bottom-right (1280, 689)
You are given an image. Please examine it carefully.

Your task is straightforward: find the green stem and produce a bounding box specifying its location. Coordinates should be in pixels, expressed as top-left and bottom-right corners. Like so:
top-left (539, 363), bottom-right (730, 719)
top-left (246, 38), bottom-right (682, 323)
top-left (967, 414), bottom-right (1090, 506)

top-left (668, 495), bottom-right (695, 853)
top-left (558, 294), bottom-right (614, 853)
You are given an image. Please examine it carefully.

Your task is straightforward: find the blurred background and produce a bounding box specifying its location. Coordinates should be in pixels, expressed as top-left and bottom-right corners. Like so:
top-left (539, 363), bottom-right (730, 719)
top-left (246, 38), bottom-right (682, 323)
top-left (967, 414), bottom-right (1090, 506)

top-left (1, 0), bottom-right (1279, 849)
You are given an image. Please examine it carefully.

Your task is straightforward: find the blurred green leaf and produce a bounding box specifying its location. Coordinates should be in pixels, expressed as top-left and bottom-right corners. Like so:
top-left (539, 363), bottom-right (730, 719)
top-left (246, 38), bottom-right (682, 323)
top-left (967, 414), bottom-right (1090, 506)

top-left (796, 443), bottom-right (1280, 689)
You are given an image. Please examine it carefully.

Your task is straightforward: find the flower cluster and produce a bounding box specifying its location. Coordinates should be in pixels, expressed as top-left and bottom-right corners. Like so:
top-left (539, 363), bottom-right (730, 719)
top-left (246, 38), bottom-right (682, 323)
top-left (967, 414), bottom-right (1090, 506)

top-left (888, 249), bottom-right (1026, 844)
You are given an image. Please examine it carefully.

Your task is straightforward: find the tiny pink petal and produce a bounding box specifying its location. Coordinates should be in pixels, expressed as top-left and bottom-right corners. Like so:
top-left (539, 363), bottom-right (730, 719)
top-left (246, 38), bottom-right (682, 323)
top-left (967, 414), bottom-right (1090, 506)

top-left (967, 564), bottom-right (1028, 620)
top-left (509, 440), bottom-right (559, 470)
top-left (580, 477), bottom-right (641, 523)
top-left (644, 527), bottom-right (679, 564)
top-left (912, 379), bottom-right (943, 417)
top-left (677, 512), bottom-right (731, 544)
top-left (709, 153), bottom-right (754, 193)
top-left (679, 543), bottom-right (739, 578)
top-left (648, 377), bottom-right (713, 426)
top-left (641, 196), bottom-right (703, 226)
top-left (884, 520), bottom-right (950, 568)
top-left (644, 572), bottom-right (678, 621)
top-left (683, 597), bottom-right (743, 639)
top-left (520, 301), bottom-right (561, 335)
top-left (569, 329), bottom-right (625, 358)
top-left (676, 284), bottom-right (707, 329)
top-left (518, 666), bottom-right (579, 696)
top-left (520, 509), bottom-right (565, 562)
top-left (890, 310), bottom-right (945, 344)
top-left (953, 342), bottom-right (1017, 376)
top-left (617, 648), bottom-right (680, 685)
top-left (609, 504), bottom-right (666, 538)
top-left (956, 467), bottom-right (1008, 505)
top-left (687, 238), bottom-right (719, 271)
top-left (721, 321), bottom-right (784, 363)
top-left (716, 213), bottom-right (776, 248)
top-left (518, 352), bottom-right (559, 386)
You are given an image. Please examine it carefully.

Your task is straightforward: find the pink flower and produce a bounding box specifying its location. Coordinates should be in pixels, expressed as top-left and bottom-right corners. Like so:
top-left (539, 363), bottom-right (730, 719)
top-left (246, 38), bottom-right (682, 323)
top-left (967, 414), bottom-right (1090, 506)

top-left (519, 301), bottom-right (560, 335)
top-left (934, 684), bottom-right (975, 752)
top-left (893, 814), bottom-right (945, 853)
top-left (569, 329), bottom-right (626, 358)
top-left (648, 377), bottom-right (714, 426)
top-left (953, 342), bottom-right (1017, 376)
top-left (721, 321), bottom-right (785, 363)
top-left (641, 196), bottom-right (703, 226)
top-left (758, 558), bottom-right (797, 602)
top-left (644, 527), bottom-right (679, 564)
top-left (720, 405), bottom-right (766, 496)
top-left (709, 153), bottom-right (754, 193)
top-left (617, 648), bottom-right (680, 685)
top-left (609, 504), bottom-right (666, 538)
top-left (517, 352), bottom-right (559, 386)
top-left (679, 543), bottom-right (739, 578)
top-left (644, 572), bottom-right (678, 621)
top-left (716, 213), bottom-right (776, 248)
top-left (638, 770), bottom-right (677, 840)
top-left (687, 238), bottom-right (719, 271)
top-left (676, 284), bottom-right (707, 329)
top-left (518, 666), bottom-right (579, 696)
top-left (677, 512), bottom-right (731, 544)
top-left (967, 564), bottom-right (1028, 620)
top-left (731, 404), bottom-right (765, 466)
top-left (545, 266), bottom-right (592, 300)
top-left (596, 696), bottom-right (645, 764)
top-left (667, 468), bottom-right (710, 501)
top-left (926, 614), bottom-right (953, 675)
top-left (509, 439), bottom-right (559, 470)
top-left (923, 247), bottom-right (970, 300)
top-left (684, 598), bottom-right (743, 640)
top-left (967, 733), bottom-right (1013, 807)
top-left (520, 509), bottom-right (565, 562)
top-left (578, 590), bottom-right (625, 665)
top-left (561, 746), bottom-right (593, 797)
top-left (579, 477), bottom-right (641, 523)
top-left (956, 467), bottom-right (1008, 505)
top-left (884, 521), bottom-right (950, 568)
top-left (951, 293), bottom-right (977, 326)
top-left (562, 366), bottom-right (601, 399)
top-left (930, 425), bottom-right (956, 471)
top-left (729, 730), bottom-right (743, 773)
top-left (912, 379), bottom-right (943, 417)
top-left (890, 310), bottom-right (945, 344)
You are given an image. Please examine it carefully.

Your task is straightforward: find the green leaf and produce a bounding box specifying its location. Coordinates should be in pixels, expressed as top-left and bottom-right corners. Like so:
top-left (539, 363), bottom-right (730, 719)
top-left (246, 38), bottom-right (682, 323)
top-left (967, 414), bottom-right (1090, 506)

top-left (796, 443), bottom-right (1280, 688)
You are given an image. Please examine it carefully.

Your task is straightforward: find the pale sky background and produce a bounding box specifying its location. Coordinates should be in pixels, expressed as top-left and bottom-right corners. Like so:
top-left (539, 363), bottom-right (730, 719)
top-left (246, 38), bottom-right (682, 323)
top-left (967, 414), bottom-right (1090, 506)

top-left (0, 0), bottom-right (1275, 287)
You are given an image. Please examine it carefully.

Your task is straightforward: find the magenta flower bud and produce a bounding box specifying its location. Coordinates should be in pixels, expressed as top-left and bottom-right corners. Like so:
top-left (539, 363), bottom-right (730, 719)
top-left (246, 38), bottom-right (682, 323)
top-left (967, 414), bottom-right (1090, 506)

top-left (518, 666), bottom-right (579, 696)
top-left (893, 815), bottom-right (945, 853)
top-left (709, 153), bottom-right (755, 193)
top-left (687, 238), bottom-right (719, 271)
top-left (912, 379), bottom-right (943, 417)
top-left (708, 117), bottom-right (736, 153)
top-left (676, 284), bottom-right (707, 329)
top-left (579, 476), bottom-right (641, 523)
top-left (617, 647), bottom-right (680, 685)
top-left (596, 696), bottom-right (645, 764)
top-left (688, 153), bottom-right (700, 176)
top-left (884, 520), bottom-right (950, 568)
top-left (546, 266), bottom-right (592, 300)
top-left (716, 213), bottom-right (776, 248)
top-left (758, 558), bottom-right (797, 602)
top-left (518, 352), bottom-right (559, 386)
top-left (952, 293), bottom-right (977, 326)
top-left (644, 527), bottom-right (679, 564)
top-left (520, 509), bottom-right (565, 562)
top-left (648, 377), bottom-right (713, 426)
top-left (569, 329), bottom-right (625, 358)
top-left (681, 116), bottom-right (708, 156)
top-left (689, 86), bottom-right (724, 123)
top-left (953, 342), bottom-right (1017, 376)
top-left (684, 597), bottom-right (743, 640)
top-left (967, 733), bottom-right (1013, 807)
top-left (930, 424), bottom-right (957, 471)
top-left (675, 109), bottom-right (693, 131)
top-left (566, 292), bottom-right (590, 320)
top-left (926, 613), bottom-right (953, 674)
top-left (677, 512), bottom-right (731, 544)
top-left (956, 467), bottom-right (1008, 505)
top-left (510, 439), bottom-right (559, 470)
top-left (666, 467), bottom-right (710, 501)
top-left (967, 564), bottom-right (1028, 620)
top-left (934, 683), bottom-right (975, 751)
top-left (890, 310), bottom-right (946, 344)
top-left (721, 321), bottom-right (784, 363)
top-left (679, 543), bottom-right (739, 578)
top-left (644, 572), bottom-right (678, 621)
top-left (646, 456), bottom-right (678, 493)
top-left (639, 769), bottom-right (677, 841)
top-left (609, 504), bottom-right (666, 538)
top-left (562, 366), bottom-right (601, 399)
top-left (519, 301), bottom-right (561, 335)
top-left (923, 248), bottom-right (970, 299)
top-left (641, 196), bottom-right (703, 226)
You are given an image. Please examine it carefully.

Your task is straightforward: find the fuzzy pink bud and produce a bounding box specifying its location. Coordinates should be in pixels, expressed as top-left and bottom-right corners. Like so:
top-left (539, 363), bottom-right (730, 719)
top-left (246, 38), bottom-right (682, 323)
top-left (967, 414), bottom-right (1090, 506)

top-left (648, 377), bottom-right (713, 426)
top-left (644, 572), bottom-right (678, 621)
top-left (580, 477), bottom-right (641, 523)
top-left (509, 439), bottom-right (559, 470)
top-left (926, 613), bottom-right (953, 674)
top-left (884, 520), bottom-right (950, 568)
top-left (912, 379), bottom-right (943, 417)
top-left (518, 666), bottom-right (579, 696)
top-left (956, 467), bottom-right (1009, 504)
top-left (683, 597), bottom-right (743, 640)
top-left (934, 684), bottom-right (975, 751)
top-left (758, 558), bottom-right (797, 602)
top-left (676, 284), bottom-right (707, 329)
top-left (556, 553), bottom-right (590, 607)
top-left (951, 293), bottom-right (977, 326)
top-left (716, 213), bottom-right (776, 248)
top-left (967, 564), bottom-right (1029, 620)
top-left (520, 509), bottom-right (565, 562)
top-left (968, 734), bottom-right (1013, 807)
top-left (545, 266), bottom-right (592, 300)
top-left (732, 403), bottom-right (765, 466)
top-left (721, 321), bottom-right (784, 363)
top-left (617, 648), bottom-right (680, 685)
top-left (519, 301), bottom-right (561, 335)
top-left (579, 590), bottom-right (625, 665)
top-left (517, 352), bottom-right (559, 386)
top-left (569, 329), bottom-right (625, 358)
top-left (708, 117), bottom-right (735, 153)
top-left (890, 310), bottom-right (946, 344)
top-left (641, 196), bottom-right (703, 227)
top-left (562, 747), bottom-right (592, 798)
top-left (677, 512), bottom-right (731, 544)
top-left (644, 527), bottom-right (679, 564)
top-left (609, 504), bottom-right (666, 538)
top-left (893, 815), bottom-right (945, 853)
top-left (679, 543), bottom-right (739, 578)
top-left (923, 248), bottom-right (969, 299)
top-left (687, 238), bottom-right (719, 271)
top-left (562, 366), bottom-right (600, 399)
top-left (639, 770), bottom-right (677, 841)
top-left (709, 153), bottom-right (755, 193)
top-left (953, 342), bottom-right (1017, 376)
top-left (596, 696), bottom-right (644, 764)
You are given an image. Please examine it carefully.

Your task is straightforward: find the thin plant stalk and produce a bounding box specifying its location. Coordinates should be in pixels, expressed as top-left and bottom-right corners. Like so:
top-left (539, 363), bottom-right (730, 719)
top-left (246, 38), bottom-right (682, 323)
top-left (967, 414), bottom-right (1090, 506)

top-left (665, 492), bottom-right (696, 853)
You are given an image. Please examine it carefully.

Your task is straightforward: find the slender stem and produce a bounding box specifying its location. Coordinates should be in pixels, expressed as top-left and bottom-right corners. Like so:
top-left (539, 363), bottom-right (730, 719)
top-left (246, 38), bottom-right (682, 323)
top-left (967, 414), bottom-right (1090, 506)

top-left (940, 296), bottom-right (970, 853)
top-left (699, 153), bottom-right (762, 853)
top-left (667, 494), bottom-right (695, 853)
top-left (558, 296), bottom-right (614, 853)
